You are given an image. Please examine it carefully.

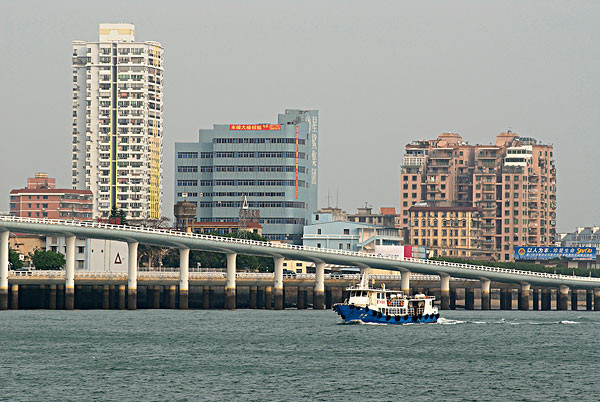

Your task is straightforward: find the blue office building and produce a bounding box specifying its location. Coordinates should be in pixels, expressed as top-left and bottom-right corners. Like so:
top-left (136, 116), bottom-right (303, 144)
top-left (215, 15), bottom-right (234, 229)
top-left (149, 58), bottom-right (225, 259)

top-left (174, 110), bottom-right (318, 243)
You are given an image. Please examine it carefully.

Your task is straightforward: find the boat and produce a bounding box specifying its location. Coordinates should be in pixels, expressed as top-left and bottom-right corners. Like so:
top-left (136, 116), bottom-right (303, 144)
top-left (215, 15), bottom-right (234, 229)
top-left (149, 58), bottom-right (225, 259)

top-left (333, 272), bottom-right (439, 324)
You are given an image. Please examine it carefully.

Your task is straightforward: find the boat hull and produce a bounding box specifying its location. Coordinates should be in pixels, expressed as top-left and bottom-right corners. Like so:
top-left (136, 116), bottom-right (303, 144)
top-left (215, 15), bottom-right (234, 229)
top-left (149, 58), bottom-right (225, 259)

top-left (333, 304), bottom-right (438, 325)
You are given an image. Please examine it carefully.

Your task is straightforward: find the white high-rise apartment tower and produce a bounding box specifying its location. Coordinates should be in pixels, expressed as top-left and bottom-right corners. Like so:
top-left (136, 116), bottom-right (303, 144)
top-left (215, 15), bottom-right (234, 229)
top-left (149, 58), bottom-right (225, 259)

top-left (72, 23), bottom-right (163, 221)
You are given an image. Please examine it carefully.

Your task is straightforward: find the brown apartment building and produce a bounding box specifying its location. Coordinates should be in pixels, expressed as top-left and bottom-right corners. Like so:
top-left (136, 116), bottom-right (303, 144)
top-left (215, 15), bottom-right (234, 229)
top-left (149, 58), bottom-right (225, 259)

top-left (400, 132), bottom-right (556, 261)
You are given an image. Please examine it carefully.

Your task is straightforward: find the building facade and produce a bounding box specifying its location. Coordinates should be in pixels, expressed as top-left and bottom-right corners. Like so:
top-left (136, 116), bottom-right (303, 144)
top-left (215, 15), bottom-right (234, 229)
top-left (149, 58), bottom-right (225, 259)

top-left (174, 110), bottom-right (318, 243)
top-left (303, 211), bottom-right (403, 252)
top-left (10, 173), bottom-right (93, 220)
top-left (408, 205), bottom-right (482, 258)
top-left (400, 132), bottom-right (557, 261)
top-left (72, 23), bottom-right (164, 221)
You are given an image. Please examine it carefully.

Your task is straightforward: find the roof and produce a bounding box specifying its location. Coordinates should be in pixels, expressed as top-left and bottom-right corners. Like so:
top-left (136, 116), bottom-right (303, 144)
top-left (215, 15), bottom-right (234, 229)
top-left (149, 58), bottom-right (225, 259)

top-left (408, 205), bottom-right (481, 212)
top-left (380, 207), bottom-right (397, 215)
top-left (190, 221), bottom-right (262, 229)
top-left (10, 188), bottom-right (92, 195)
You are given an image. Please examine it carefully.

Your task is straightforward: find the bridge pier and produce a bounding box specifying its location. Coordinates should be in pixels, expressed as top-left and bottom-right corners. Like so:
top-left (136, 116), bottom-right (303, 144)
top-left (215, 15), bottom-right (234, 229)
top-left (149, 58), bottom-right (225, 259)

top-left (595, 289), bottom-right (600, 311)
top-left (249, 286), bottom-right (257, 309)
top-left (532, 288), bottom-right (540, 310)
top-left (0, 230), bottom-right (8, 310)
top-left (571, 289), bottom-right (578, 311)
top-left (202, 286), bottom-right (210, 309)
top-left (314, 262), bottom-right (325, 310)
top-left (297, 288), bottom-right (306, 309)
top-left (465, 288), bottom-right (475, 310)
top-left (48, 285), bottom-right (57, 310)
top-left (519, 283), bottom-right (530, 311)
top-left (10, 284), bottom-right (18, 310)
top-left (65, 235), bottom-right (76, 310)
top-left (127, 241), bottom-right (138, 310)
top-left (541, 289), bottom-right (551, 310)
top-left (224, 253), bottom-right (236, 310)
top-left (325, 288), bottom-right (332, 309)
top-left (557, 285), bottom-right (569, 311)
top-left (167, 285), bottom-right (175, 309)
top-left (586, 289), bottom-right (593, 311)
top-left (480, 279), bottom-right (490, 310)
top-left (265, 286), bottom-right (272, 309)
top-left (449, 289), bottom-right (456, 310)
top-left (256, 286), bottom-right (265, 309)
top-left (401, 271), bottom-right (410, 294)
top-left (440, 274), bottom-right (450, 310)
top-left (102, 285), bottom-right (109, 309)
top-left (179, 248), bottom-right (189, 310)
top-left (118, 285), bottom-right (126, 309)
top-left (274, 257), bottom-right (284, 310)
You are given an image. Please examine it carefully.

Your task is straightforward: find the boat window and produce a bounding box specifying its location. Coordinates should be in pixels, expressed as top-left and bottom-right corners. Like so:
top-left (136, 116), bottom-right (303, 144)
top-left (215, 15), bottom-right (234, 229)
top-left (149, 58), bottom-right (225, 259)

top-left (350, 291), bottom-right (355, 297)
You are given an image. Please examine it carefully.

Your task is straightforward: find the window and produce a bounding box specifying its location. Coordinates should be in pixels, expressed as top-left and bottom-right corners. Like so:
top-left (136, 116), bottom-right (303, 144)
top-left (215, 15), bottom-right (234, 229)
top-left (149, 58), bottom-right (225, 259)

top-left (317, 229), bottom-right (322, 234)
top-left (315, 214), bottom-right (319, 221)
top-left (77, 246), bottom-right (85, 254)
top-left (339, 243), bottom-right (343, 249)
top-left (343, 229), bottom-right (350, 235)
top-left (177, 152), bottom-right (198, 159)
top-left (317, 243), bottom-right (321, 248)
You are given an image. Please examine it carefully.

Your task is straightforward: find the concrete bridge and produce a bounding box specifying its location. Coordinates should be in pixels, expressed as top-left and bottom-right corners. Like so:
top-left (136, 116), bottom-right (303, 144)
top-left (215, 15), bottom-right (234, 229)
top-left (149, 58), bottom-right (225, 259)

top-left (1, 216), bottom-right (600, 311)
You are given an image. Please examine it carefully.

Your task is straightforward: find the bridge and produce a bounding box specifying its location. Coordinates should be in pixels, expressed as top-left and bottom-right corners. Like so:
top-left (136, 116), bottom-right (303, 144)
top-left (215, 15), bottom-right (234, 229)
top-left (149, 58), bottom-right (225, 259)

top-left (1, 216), bottom-right (599, 311)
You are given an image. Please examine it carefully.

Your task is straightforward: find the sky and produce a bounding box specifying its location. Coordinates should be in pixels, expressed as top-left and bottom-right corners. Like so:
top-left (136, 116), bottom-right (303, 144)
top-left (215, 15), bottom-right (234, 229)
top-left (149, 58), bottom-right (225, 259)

top-left (1, 0), bottom-right (599, 232)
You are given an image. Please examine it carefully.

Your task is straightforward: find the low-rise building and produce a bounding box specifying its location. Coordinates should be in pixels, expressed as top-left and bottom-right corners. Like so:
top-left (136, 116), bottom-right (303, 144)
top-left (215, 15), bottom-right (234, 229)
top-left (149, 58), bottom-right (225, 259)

top-left (558, 227), bottom-right (600, 268)
top-left (303, 210), bottom-right (403, 253)
top-left (9, 173), bottom-right (93, 220)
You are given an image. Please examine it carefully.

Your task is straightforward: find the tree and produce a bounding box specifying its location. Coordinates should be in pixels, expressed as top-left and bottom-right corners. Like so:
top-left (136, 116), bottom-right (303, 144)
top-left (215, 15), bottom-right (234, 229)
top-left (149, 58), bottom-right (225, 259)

top-left (8, 248), bottom-right (23, 270)
top-left (29, 248), bottom-right (66, 270)
top-left (109, 207), bottom-right (128, 226)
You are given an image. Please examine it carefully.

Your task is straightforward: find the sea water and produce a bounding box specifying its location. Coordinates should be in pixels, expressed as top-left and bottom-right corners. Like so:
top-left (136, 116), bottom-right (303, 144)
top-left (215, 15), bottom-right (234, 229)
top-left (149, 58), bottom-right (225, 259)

top-left (1, 310), bottom-right (599, 401)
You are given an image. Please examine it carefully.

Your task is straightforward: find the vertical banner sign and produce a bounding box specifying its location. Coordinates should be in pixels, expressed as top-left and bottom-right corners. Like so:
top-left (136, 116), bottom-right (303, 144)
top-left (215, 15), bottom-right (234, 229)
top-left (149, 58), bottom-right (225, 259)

top-left (295, 125), bottom-right (299, 199)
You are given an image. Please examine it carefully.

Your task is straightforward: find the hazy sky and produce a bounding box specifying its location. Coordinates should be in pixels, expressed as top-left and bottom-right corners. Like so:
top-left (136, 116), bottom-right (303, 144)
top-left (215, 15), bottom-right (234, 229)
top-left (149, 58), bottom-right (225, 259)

top-left (1, 0), bottom-right (599, 232)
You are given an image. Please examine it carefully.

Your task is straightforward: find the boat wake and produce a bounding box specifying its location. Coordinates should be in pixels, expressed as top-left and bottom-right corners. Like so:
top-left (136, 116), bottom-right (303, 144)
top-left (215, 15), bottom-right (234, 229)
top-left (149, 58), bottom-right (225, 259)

top-left (436, 317), bottom-right (465, 325)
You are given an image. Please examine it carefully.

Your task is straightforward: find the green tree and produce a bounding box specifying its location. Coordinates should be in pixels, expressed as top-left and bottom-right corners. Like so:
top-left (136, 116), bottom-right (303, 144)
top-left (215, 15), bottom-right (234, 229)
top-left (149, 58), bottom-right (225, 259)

top-left (161, 231), bottom-right (274, 272)
top-left (29, 248), bottom-right (66, 270)
top-left (109, 207), bottom-right (128, 225)
top-left (8, 248), bottom-right (23, 270)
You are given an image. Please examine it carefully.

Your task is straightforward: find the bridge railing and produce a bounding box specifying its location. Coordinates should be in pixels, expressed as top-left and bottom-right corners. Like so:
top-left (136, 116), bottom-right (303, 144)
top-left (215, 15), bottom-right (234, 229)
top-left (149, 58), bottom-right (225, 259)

top-left (3, 216), bottom-right (600, 284)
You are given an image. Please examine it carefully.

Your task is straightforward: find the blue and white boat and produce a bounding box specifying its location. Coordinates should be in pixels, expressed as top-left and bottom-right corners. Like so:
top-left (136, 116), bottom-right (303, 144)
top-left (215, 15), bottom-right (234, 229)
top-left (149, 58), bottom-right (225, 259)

top-left (333, 272), bottom-right (439, 324)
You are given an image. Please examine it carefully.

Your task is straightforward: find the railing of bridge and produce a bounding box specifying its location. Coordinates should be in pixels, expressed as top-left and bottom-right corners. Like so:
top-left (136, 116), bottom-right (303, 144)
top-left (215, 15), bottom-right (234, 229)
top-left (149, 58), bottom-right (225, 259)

top-left (2, 216), bottom-right (600, 284)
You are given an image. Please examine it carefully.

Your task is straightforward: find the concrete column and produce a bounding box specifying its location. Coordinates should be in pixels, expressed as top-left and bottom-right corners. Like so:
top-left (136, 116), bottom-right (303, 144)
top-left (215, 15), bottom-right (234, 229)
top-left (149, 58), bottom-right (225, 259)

top-left (440, 274), bottom-right (450, 310)
top-left (571, 289), bottom-right (578, 311)
top-left (586, 289), bottom-right (593, 311)
top-left (594, 289), bottom-right (600, 311)
top-left (152, 286), bottom-right (161, 308)
top-left (65, 234), bottom-right (76, 310)
top-left (297, 288), bottom-right (306, 309)
top-left (465, 288), bottom-right (475, 310)
top-left (10, 284), bottom-right (18, 310)
top-left (480, 279), bottom-right (491, 311)
top-left (257, 286), bottom-right (265, 309)
top-left (127, 241), bottom-right (138, 310)
top-left (505, 289), bottom-right (513, 310)
top-left (225, 253), bottom-right (236, 310)
top-left (249, 286), bottom-right (257, 309)
top-left (541, 288), bottom-right (551, 310)
top-left (202, 286), bottom-right (210, 309)
top-left (449, 288), bottom-right (456, 310)
top-left (519, 283), bottom-right (530, 311)
top-left (532, 289), bottom-right (540, 311)
top-left (557, 285), bottom-right (569, 311)
top-left (48, 285), bottom-right (57, 310)
top-left (265, 286), bottom-right (272, 309)
top-left (314, 262), bottom-right (325, 310)
top-left (57, 285), bottom-right (65, 310)
top-left (274, 256), bottom-right (284, 310)
top-left (325, 288), bottom-right (332, 309)
top-left (168, 285), bottom-right (176, 309)
top-left (179, 247), bottom-right (189, 310)
top-left (118, 284), bottom-right (126, 310)
top-left (499, 289), bottom-right (506, 310)
top-left (0, 230), bottom-right (8, 310)
top-left (102, 286), bottom-right (110, 309)
top-left (401, 271), bottom-right (410, 294)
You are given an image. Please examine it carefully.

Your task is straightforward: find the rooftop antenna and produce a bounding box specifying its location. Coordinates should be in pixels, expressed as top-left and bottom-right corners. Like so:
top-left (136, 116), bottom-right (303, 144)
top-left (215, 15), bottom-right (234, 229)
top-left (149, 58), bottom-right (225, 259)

top-left (336, 188), bottom-right (339, 208)
top-left (326, 189), bottom-right (332, 208)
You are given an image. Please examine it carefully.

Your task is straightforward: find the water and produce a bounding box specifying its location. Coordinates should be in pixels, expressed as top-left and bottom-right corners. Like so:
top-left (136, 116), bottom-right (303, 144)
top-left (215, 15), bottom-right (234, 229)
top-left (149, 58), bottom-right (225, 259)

top-left (1, 310), bottom-right (599, 401)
